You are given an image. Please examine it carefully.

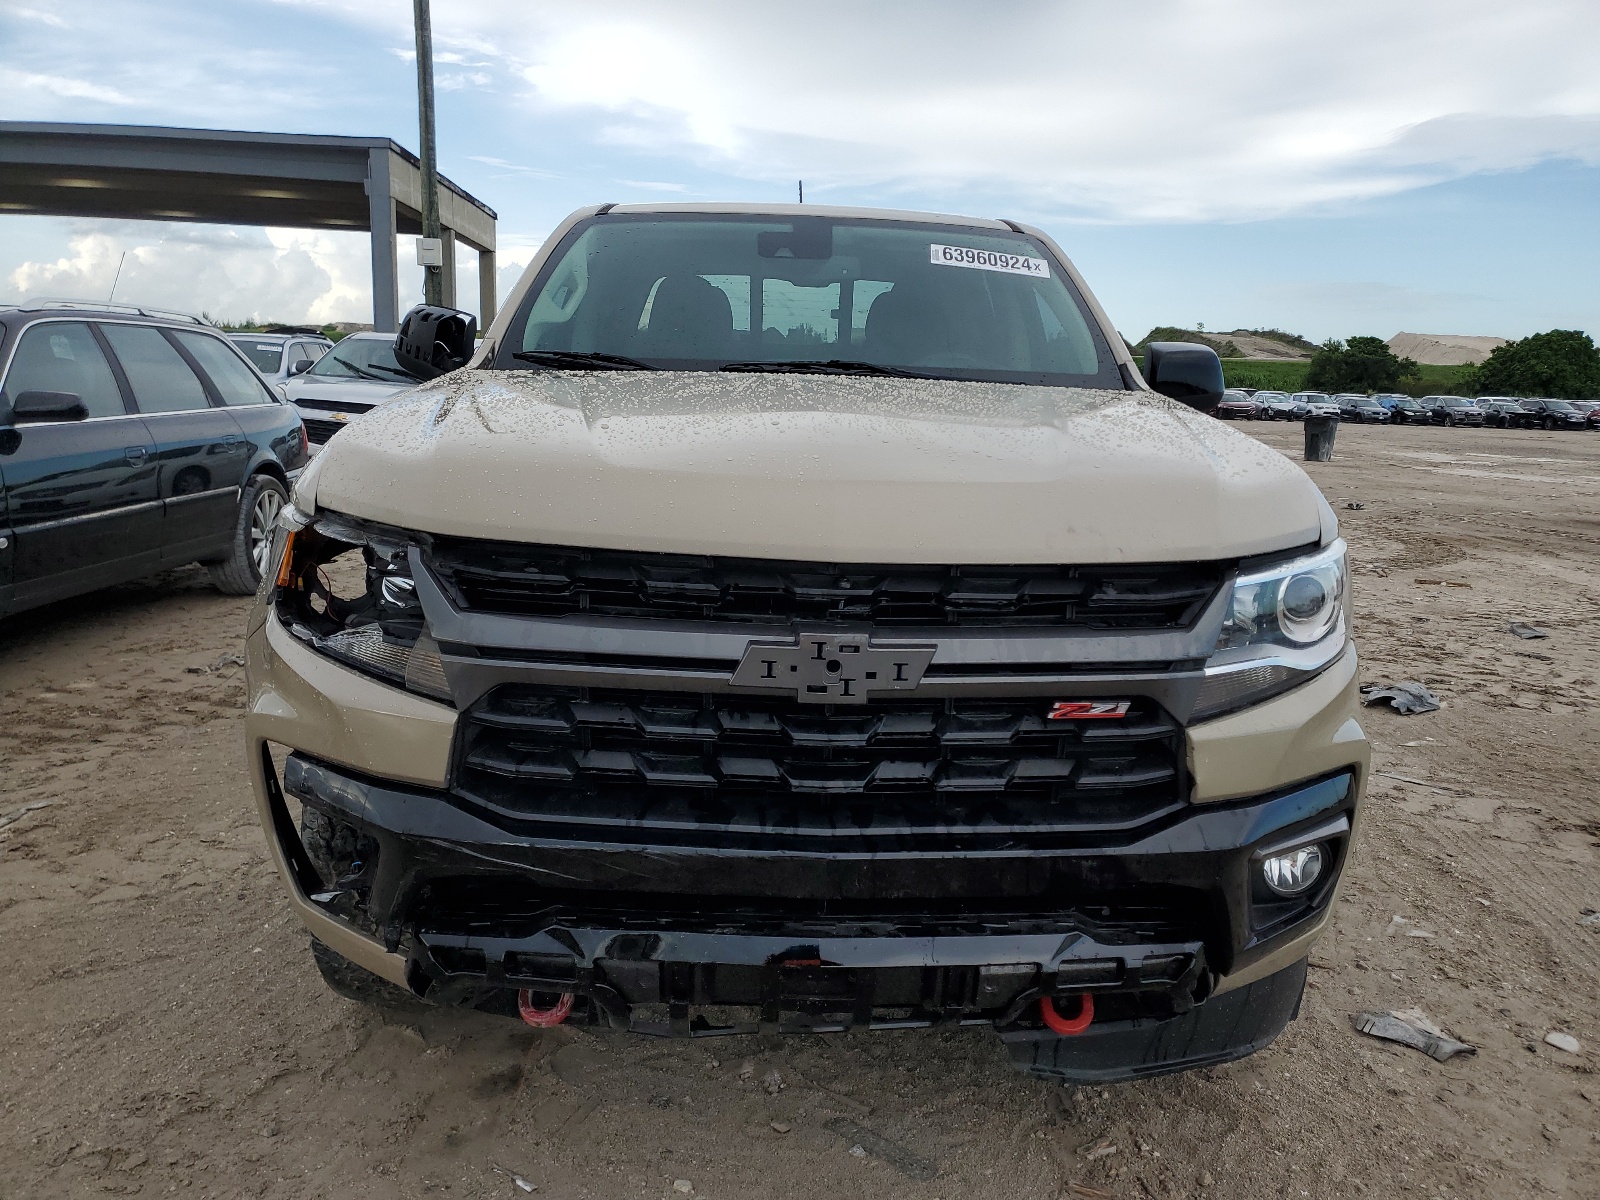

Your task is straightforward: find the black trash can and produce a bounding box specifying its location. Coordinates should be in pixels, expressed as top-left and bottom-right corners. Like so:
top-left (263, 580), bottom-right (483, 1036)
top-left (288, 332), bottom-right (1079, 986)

top-left (1303, 415), bottom-right (1338, 461)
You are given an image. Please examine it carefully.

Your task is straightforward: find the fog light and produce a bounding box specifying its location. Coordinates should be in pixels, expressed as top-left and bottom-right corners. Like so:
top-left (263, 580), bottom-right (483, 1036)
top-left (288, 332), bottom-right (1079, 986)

top-left (1261, 844), bottom-right (1324, 896)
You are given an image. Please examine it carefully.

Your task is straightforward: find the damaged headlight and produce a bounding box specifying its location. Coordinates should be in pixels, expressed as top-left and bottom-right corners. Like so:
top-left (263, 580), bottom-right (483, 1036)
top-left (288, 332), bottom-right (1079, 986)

top-left (1192, 539), bottom-right (1348, 720)
top-left (271, 506), bottom-right (453, 705)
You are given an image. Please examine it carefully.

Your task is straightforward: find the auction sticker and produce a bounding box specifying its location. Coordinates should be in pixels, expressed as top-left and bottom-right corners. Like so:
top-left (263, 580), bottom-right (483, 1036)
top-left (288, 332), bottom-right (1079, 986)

top-left (929, 244), bottom-right (1050, 278)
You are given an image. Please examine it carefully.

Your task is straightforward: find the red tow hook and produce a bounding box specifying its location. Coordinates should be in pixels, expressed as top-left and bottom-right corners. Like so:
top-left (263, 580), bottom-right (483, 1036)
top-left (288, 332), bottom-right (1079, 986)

top-left (517, 988), bottom-right (576, 1028)
top-left (1040, 992), bottom-right (1094, 1035)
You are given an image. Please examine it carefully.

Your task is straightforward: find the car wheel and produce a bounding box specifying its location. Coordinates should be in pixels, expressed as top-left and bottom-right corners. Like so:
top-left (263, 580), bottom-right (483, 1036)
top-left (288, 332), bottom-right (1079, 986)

top-left (208, 473), bottom-right (288, 595)
top-left (1543, 416), bottom-right (1554, 431)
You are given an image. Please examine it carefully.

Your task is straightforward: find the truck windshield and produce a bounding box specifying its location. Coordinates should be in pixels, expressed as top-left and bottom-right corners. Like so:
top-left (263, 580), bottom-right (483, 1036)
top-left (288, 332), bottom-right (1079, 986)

top-left (497, 214), bottom-right (1115, 386)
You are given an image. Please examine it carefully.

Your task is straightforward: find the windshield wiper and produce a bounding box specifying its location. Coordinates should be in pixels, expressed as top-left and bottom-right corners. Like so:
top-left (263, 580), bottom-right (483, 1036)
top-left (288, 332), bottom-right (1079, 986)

top-left (361, 363), bottom-right (422, 381)
top-left (332, 364), bottom-right (392, 382)
top-left (513, 350), bottom-right (657, 371)
top-left (719, 359), bottom-right (927, 378)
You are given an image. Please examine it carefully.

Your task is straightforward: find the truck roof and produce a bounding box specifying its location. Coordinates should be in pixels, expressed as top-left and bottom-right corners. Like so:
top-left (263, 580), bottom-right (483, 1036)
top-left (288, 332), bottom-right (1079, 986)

top-left (601, 201), bottom-right (1013, 230)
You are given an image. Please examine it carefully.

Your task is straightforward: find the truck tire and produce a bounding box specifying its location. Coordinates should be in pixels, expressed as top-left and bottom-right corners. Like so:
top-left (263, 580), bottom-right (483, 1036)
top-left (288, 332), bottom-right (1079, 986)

top-left (309, 938), bottom-right (419, 1008)
top-left (209, 473), bottom-right (288, 595)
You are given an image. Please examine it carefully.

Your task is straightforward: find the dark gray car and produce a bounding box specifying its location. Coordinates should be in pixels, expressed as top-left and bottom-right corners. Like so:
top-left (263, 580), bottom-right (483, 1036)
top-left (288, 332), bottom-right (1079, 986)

top-left (0, 301), bottom-right (310, 618)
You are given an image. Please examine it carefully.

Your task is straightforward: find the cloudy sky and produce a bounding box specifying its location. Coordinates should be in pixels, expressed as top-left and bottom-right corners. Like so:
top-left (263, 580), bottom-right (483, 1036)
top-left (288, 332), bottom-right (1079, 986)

top-left (3, 0), bottom-right (1598, 341)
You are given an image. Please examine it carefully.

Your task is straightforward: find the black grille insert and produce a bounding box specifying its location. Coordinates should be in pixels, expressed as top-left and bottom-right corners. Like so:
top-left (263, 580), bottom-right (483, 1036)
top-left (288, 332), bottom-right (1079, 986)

top-left (425, 540), bottom-right (1223, 629)
top-left (452, 685), bottom-right (1187, 845)
top-left (301, 417), bottom-right (344, 445)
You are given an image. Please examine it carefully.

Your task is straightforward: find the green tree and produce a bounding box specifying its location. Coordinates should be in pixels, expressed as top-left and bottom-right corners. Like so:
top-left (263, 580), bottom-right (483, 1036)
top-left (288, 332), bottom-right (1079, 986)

top-left (1304, 336), bottom-right (1419, 393)
top-left (1463, 330), bottom-right (1600, 399)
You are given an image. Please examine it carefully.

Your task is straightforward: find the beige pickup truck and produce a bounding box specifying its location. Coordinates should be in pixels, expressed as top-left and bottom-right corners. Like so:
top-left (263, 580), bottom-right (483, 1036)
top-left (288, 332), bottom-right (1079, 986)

top-left (245, 203), bottom-right (1366, 1081)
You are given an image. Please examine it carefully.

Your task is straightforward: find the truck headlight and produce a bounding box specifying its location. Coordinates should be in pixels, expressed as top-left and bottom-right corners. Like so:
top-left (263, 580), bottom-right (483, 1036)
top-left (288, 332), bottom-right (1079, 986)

top-left (1192, 539), bottom-right (1348, 720)
top-left (271, 507), bottom-right (453, 705)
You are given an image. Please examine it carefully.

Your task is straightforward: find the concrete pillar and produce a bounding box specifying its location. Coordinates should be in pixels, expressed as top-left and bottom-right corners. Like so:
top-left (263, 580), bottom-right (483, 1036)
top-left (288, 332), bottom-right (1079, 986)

top-left (477, 248), bottom-right (497, 329)
top-left (439, 226), bottom-right (457, 309)
top-left (367, 148), bottom-right (399, 332)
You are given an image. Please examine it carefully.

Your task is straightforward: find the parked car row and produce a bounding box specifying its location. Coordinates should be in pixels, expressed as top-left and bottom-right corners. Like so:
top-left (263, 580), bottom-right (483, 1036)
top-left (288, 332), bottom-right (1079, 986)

top-left (1215, 389), bottom-right (1599, 430)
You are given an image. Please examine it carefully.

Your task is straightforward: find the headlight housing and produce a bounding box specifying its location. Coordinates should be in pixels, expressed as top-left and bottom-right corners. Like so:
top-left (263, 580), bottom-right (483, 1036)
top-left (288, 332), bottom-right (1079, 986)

top-left (271, 506), bottom-right (453, 705)
top-left (1192, 539), bottom-right (1348, 720)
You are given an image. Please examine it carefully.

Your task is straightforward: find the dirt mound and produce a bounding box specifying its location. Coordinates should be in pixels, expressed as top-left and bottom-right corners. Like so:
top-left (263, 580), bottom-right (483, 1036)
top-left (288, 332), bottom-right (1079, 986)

top-left (1388, 332), bottom-right (1507, 366)
top-left (1217, 330), bottom-right (1315, 360)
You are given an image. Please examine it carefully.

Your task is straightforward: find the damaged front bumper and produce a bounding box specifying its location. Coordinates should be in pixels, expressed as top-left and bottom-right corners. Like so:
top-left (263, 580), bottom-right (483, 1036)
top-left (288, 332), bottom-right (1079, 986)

top-left (257, 740), bottom-right (1353, 1079)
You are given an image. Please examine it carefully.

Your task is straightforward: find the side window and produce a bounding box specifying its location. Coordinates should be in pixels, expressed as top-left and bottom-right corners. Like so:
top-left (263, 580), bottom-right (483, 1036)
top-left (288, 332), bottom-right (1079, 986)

top-left (98, 324), bottom-right (211, 413)
top-left (2, 322), bottom-right (127, 418)
top-left (173, 330), bottom-right (275, 406)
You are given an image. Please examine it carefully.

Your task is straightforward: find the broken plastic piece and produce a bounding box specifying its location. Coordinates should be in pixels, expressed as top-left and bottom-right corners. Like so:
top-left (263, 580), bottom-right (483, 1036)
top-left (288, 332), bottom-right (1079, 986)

top-left (1352, 1011), bottom-right (1475, 1061)
top-left (517, 989), bottom-right (575, 1028)
top-left (1041, 993), bottom-right (1094, 1035)
top-left (1508, 622), bottom-right (1550, 640)
top-left (1359, 682), bottom-right (1441, 715)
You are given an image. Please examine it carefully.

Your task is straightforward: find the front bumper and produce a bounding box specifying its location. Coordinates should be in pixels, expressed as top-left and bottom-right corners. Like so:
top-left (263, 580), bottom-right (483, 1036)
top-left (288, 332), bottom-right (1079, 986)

top-left (267, 743), bottom-right (1350, 1023)
top-left (246, 579), bottom-right (1368, 1079)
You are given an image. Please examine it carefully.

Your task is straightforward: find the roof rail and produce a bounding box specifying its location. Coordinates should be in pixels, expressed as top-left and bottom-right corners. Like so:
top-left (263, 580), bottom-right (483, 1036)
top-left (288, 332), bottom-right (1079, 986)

top-left (12, 298), bottom-right (213, 325)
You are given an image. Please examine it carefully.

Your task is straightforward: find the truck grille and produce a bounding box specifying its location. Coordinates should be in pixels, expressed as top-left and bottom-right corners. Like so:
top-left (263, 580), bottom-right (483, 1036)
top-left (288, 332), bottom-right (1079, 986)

top-left (301, 417), bottom-right (344, 445)
top-left (424, 540), bottom-right (1222, 629)
top-left (296, 398), bottom-right (376, 446)
top-left (451, 685), bottom-right (1187, 846)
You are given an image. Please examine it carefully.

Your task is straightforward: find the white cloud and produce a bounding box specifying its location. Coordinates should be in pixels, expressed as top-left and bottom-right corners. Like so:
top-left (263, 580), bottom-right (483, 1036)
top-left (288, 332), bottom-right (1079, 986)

top-left (0, 67), bottom-right (134, 105)
top-left (5, 223), bottom-right (352, 324)
top-left (617, 180), bottom-right (689, 193)
top-left (393, 0), bottom-right (1600, 222)
top-left (9, 6), bottom-right (68, 28)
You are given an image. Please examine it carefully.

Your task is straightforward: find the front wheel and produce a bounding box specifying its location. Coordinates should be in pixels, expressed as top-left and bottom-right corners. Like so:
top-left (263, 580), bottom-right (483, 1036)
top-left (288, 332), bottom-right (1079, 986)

top-left (209, 474), bottom-right (288, 595)
top-left (1543, 417), bottom-right (1555, 431)
top-left (310, 939), bottom-right (419, 1009)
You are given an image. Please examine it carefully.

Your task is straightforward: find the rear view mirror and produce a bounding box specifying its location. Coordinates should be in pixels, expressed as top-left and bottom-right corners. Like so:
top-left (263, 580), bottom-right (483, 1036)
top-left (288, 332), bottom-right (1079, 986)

top-left (1143, 342), bottom-right (1225, 412)
top-left (394, 304), bottom-right (478, 381)
top-left (10, 390), bottom-right (89, 423)
top-left (289, 358), bottom-right (314, 376)
top-left (757, 218), bottom-right (833, 260)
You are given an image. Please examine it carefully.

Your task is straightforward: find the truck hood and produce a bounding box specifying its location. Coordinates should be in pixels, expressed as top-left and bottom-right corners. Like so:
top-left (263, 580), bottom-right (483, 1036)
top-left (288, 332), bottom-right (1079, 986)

top-left (301, 369), bottom-right (1329, 563)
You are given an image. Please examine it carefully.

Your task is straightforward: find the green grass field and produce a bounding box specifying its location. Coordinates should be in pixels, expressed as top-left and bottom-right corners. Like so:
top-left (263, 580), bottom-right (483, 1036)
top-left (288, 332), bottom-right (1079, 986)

top-left (1132, 358), bottom-right (1478, 397)
top-left (1218, 360), bottom-right (1477, 395)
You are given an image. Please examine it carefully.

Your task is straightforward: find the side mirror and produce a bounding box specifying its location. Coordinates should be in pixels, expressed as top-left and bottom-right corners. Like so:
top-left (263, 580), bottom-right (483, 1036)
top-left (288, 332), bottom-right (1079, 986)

top-left (1143, 342), bottom-right (1225, 412)
top-left (11, 390), bottom-right (89, 423)
top-left (394, 304), bottom-right (477, 382)
top-left (289, 358), bottom-right (314, 376)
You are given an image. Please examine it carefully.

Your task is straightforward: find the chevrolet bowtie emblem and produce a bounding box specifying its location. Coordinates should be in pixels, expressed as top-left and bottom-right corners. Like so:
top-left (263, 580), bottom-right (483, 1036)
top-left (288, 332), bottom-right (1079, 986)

top-left (731, 632), bottom-right (935, 704)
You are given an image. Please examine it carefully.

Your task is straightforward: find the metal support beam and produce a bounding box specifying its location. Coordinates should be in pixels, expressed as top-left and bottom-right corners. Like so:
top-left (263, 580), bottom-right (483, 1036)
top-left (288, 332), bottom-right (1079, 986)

top-left (439, 226), bottom-right (457, 310)
top-left (2, 123), bottom-right (495, 332)
top-left (478, 248), bottom-right (497, 328)
top-left (367, 147), bottom-right (399, 332)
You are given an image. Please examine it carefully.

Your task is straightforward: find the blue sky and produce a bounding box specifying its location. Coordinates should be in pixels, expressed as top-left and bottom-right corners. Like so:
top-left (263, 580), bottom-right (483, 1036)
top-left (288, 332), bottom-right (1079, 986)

top-left (3, 0), bottom-right (1598, 343)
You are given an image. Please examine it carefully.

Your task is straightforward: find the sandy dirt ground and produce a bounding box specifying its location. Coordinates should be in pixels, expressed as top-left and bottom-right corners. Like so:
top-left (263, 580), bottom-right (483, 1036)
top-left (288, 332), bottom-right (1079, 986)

top-left (2, 421), bottom-right (1597, 1200)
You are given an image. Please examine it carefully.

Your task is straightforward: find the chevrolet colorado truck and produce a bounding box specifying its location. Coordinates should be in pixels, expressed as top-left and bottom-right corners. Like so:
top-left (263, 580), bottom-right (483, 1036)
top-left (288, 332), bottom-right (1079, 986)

top-left (245, 203), bottom-right (1367, 1082)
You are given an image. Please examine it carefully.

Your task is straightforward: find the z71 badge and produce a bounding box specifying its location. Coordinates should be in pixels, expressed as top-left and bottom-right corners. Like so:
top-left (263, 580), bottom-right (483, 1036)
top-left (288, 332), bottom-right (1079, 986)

top-left (1047, 700), bottom-right (1132, 720)
top-left (732, 632), bottom-right (935, 704)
